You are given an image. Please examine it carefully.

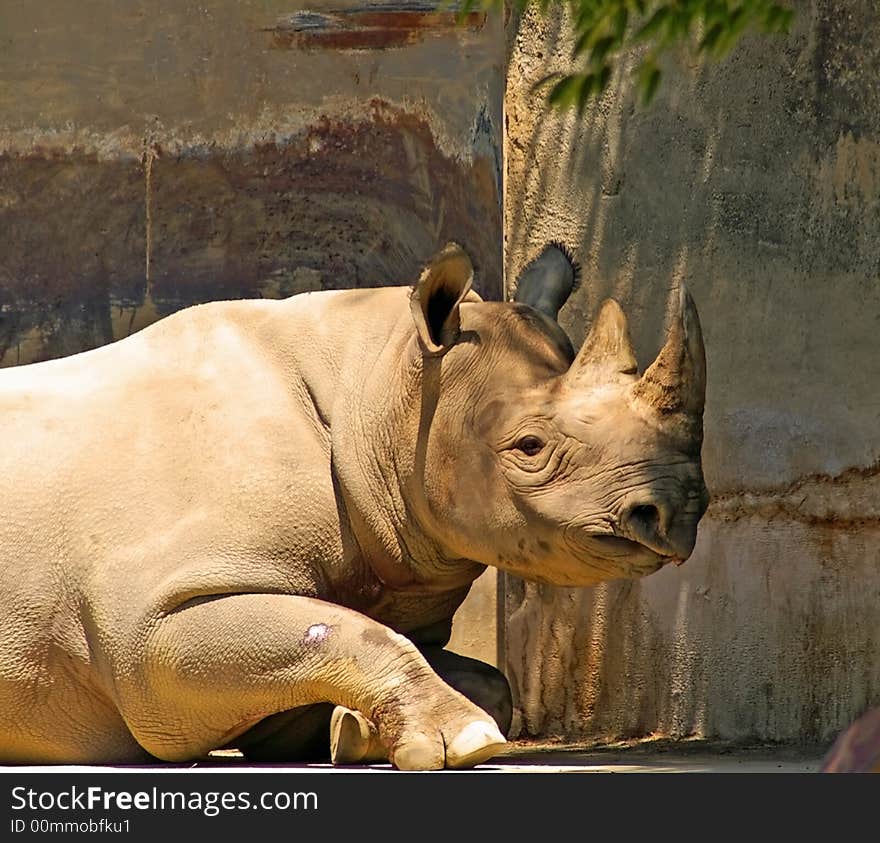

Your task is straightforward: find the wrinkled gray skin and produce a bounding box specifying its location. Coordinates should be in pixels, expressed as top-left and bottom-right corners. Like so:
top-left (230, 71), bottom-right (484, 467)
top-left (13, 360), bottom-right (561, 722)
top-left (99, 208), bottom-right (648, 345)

top-left (0, 243), bottom-right (708, 769)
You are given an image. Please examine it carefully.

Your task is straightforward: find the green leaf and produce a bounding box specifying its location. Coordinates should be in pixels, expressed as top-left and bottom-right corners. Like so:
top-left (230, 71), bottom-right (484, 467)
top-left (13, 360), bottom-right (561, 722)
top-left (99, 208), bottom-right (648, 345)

top-left (572, 64), bottom-right (614, 115)
top-left (612, 5), bottom-right (629, 42)
top-left (513, 0), bottom-right (796, 112)
top-left (701, 0), bottom-right (729, 28)
top-left (763, 5), bottom-right (794, 33)
top-left (574, 1), bottom-right (603, 31)
top-left (590, 34), bottom-right (617, 65)
top-left (698, 21), bottom-right (725, 55)
top-left (665, 8), bottom-right (693, 43)
top-left (634, 6), bottom-right (670, 43)
top-left (548, 74), bottom-right (586, 108)
top-left (572, 27), bottom-right (594, 58)
top-left (637, 60), bottom-right (661, 104)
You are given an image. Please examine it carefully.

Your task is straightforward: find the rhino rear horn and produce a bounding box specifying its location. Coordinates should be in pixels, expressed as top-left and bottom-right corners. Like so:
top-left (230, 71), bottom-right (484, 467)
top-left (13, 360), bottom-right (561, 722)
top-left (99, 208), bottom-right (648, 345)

top-left (410, 242), bottom-right (474, 355)
top-left (513, 242), bottom-right (580, 320)
top-left (633, 283), bottom-right (706, 416)
top-left (566, 298), bottom-right (638, 384)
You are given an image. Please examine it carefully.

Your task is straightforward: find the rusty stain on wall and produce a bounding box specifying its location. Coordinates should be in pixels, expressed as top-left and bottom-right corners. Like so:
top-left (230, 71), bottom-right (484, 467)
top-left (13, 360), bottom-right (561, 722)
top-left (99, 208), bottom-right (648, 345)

top-left (268, 6), bottom-right (487, 51)
top-left (0, 101), bottom-right (502, 367)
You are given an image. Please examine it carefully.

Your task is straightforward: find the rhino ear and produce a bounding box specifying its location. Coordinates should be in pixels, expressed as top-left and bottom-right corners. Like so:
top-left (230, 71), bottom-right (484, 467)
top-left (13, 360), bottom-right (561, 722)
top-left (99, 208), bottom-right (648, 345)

top-left (410, 242), bottom-right (474, 356)
top-left (513, 242), bottom-right (579, 320)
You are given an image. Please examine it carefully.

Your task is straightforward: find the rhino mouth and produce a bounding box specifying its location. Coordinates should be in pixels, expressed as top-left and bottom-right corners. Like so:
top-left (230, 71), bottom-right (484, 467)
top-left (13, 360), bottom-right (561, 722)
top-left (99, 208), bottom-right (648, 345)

top-left (561, 524), bottom-right (685, 576)
top-left (580, 533), bottom-right (683, 570)
top-left (589, 534), bottom-right (645, 553)
top-left (590, 533), bottom-right (685, 565)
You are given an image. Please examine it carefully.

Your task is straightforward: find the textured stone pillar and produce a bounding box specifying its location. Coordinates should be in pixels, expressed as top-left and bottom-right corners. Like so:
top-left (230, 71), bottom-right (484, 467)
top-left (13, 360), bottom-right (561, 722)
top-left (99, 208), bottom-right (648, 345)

top-left (503, 0), bottom-right (880, 744)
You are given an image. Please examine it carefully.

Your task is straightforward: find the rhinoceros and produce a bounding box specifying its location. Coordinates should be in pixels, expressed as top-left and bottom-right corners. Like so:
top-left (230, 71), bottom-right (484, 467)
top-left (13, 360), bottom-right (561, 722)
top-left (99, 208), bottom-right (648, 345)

top-left (0, 242), bottom-right (708, 770)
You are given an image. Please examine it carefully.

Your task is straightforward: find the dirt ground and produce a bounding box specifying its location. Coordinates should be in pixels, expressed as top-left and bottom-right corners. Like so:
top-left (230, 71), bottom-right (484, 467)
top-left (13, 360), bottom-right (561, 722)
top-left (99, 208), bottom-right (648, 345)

top-left (204, 735), bottom-right (826, 772)
top-left (476, 737), bottom-right (827, 773)
top-left (0, 738), bottom-right (828, 773)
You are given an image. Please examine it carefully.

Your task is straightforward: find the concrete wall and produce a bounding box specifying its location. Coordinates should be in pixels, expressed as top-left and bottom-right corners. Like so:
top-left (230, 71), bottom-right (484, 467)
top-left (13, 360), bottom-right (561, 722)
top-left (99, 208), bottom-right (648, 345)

top-left (503, 1), bottom-right (880, 744)
top-left (0, 0), bottom-right (504, 365)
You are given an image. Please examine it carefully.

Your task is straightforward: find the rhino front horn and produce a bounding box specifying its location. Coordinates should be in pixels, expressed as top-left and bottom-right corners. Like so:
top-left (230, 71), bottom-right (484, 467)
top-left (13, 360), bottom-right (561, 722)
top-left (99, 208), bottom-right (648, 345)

top-left (633, 283), bottom-right (706, 416)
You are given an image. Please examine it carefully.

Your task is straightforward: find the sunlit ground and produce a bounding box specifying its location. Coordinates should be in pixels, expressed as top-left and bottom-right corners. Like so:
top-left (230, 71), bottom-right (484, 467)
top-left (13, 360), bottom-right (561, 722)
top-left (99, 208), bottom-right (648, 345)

top-left (1, 739), bottom-right (826, 773)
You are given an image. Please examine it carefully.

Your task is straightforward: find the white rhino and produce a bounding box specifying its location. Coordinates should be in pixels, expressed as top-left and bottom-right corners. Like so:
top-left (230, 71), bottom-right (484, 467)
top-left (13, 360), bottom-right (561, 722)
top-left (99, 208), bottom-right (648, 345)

top-left (0, 243), bottom-right (708, 770)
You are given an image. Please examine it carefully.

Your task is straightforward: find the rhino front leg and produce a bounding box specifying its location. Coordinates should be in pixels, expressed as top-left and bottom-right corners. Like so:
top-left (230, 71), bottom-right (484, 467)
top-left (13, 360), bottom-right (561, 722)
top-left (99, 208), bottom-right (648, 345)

top-left (123, 594), bottom-right (505, 770)
top-left (236, 649), bottom-right (511, 764)
top-left (329, 647), bottom-right (512, 766)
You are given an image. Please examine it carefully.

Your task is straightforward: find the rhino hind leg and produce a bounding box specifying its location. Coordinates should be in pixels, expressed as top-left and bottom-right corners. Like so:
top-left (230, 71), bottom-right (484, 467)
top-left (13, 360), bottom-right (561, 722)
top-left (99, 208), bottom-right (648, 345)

top-left (418, 647), bottom-right (513, 737)
top-left (232, 703), bottom-right (335, 762)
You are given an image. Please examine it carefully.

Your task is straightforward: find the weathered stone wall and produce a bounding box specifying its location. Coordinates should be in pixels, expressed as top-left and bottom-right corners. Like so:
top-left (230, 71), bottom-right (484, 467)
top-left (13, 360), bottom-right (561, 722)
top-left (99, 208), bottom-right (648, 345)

top-left (0, 1), bottom-right (504, 365)
top-left (503, 1), bottom-right (880, 744)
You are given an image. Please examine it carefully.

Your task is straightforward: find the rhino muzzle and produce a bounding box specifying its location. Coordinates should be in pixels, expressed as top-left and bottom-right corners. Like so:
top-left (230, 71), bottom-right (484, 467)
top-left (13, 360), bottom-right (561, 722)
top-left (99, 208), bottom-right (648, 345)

top-left (617, 488), bottom-right (709, 564)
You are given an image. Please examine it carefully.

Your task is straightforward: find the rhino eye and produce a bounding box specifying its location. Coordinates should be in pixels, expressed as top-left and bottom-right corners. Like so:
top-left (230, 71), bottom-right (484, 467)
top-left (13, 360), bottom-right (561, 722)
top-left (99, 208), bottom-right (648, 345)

top-left (515, 435), bottom-right (545, 456)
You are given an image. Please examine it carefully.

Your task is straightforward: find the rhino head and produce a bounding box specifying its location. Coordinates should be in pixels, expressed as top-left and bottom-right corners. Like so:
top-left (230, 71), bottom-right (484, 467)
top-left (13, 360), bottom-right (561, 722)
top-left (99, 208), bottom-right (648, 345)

top-left (404, 243), bottom-right (709, 587)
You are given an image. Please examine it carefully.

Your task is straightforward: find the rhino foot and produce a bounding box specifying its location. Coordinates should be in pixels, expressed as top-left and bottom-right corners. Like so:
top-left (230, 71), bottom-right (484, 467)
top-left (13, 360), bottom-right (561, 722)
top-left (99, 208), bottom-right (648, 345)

top-left (329, 704), bottom-right (505, 771)
top-left (388, 715), bottom-right (506, 771)
top-left (330, 706), bottom-right (384, 765)
top-left (444, 720), bottom-right (507, 769)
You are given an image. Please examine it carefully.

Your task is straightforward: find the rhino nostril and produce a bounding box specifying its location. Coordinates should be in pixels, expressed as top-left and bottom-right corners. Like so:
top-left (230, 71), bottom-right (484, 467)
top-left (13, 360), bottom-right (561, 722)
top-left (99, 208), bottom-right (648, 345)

top-left (627, 504), bottom-right (661, 536)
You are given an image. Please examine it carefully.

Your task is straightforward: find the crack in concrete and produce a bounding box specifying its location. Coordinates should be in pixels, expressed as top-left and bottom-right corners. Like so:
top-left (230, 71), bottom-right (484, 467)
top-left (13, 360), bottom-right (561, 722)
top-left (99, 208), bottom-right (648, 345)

top-left (142, 142), bottom-right (158, 298)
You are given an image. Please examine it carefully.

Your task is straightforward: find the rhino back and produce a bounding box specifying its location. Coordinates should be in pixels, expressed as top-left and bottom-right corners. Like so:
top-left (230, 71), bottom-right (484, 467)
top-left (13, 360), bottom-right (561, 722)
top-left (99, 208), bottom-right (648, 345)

top-left (0, 290), bottom-right (413, 693)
